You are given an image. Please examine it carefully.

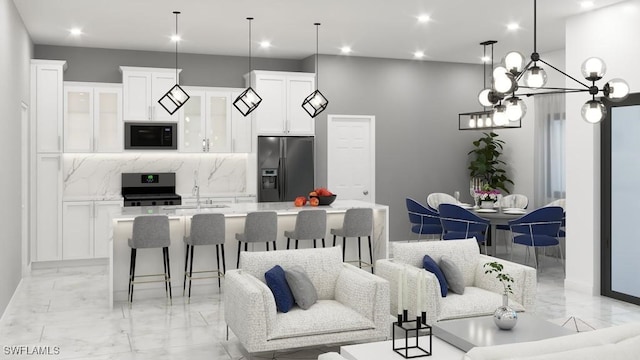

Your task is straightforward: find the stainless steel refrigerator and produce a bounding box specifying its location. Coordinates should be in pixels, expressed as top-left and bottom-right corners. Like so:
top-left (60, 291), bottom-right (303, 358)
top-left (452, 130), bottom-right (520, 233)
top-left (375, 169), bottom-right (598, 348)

top-left (258, 136), bottom-right (314, 202)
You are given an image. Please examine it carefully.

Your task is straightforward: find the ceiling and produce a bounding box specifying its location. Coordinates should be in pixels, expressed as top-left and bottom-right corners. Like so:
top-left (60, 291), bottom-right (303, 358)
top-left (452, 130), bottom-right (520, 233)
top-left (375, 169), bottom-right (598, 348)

top-left (13, 0), bottom-right (626, 64)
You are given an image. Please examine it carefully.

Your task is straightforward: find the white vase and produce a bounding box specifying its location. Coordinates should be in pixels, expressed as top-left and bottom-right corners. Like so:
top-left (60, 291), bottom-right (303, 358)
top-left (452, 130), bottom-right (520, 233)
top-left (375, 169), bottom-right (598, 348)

top-left (480, 200), bottom-right (494, 209)
top-left (494, 293), bottom-right (518, 330)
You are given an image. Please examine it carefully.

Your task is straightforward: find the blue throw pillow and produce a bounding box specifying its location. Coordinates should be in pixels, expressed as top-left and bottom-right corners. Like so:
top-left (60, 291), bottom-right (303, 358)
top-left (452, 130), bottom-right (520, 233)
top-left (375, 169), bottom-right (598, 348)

top-left (423, 255), bottom-right (448, 297)
top-left (265, 265), bottom-right (295, 313)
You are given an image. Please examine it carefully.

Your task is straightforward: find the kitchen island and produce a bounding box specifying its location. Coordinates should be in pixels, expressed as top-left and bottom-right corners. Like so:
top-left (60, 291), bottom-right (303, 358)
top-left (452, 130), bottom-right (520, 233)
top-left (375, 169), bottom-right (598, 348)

top-left (108, 200), bottom-right (389, 305)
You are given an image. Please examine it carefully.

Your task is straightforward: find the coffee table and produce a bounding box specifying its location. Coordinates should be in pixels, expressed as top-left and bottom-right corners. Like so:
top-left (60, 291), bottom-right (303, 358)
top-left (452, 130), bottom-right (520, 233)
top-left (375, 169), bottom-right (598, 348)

top-left (432, 313), bottom-right (575, 352)
top-left (340, 336), bottom-right (465, 360)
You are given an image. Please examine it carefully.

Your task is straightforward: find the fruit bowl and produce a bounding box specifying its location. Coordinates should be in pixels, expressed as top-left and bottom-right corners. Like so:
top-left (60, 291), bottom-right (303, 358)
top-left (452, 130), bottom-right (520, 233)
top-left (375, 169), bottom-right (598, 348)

top-left (312, 194), bottom-right (337, 205)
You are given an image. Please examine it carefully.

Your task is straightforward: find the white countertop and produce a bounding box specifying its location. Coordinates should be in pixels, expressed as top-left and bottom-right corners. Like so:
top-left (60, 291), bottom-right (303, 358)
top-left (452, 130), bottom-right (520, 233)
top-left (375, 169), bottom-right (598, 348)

top-left (113, 200), bottom-right (388, 221)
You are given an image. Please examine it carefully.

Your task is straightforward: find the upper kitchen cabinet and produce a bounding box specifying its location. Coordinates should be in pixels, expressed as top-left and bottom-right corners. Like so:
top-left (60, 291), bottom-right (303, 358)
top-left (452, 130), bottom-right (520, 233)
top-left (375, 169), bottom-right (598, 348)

top-left (120, 66), bottom-right (180, 122)
top-left (31, 60), bottom-right (67, 153)
top-left (180, 87), bottom-right (252, 153)
top-left (64, 82), bottom-right (122, 153)
top-left (250, 71), bottom-right (315, 135)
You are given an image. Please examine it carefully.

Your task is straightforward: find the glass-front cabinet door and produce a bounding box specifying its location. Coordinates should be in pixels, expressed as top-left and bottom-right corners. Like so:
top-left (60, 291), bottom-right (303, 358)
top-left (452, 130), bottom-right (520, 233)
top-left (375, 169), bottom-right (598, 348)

top-left (181, 90), bottom-right (206, 152)
top-left (94, 86), bottom-right (122, 152)
top-left (64, 86), bottom-right (93, 152)
top-left (206, 92), bottom-right (232, 152)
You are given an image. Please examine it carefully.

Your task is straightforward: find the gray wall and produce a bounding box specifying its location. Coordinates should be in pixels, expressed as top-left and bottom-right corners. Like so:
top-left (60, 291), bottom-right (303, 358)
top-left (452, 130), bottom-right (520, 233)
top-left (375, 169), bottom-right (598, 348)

top-left (306, 55), bottom-right (485, 241)
top-left (0, 0), bottom-right (33, 316)
top-left (35, 45), bottom-right (302, 86)
top-left (34, 44), bottom-right (498, 243)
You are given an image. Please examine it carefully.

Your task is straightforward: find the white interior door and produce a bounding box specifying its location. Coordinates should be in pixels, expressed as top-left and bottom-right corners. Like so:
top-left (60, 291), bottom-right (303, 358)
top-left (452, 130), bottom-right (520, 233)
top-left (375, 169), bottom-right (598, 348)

top-left (327, 115), bottom-right (375, 202)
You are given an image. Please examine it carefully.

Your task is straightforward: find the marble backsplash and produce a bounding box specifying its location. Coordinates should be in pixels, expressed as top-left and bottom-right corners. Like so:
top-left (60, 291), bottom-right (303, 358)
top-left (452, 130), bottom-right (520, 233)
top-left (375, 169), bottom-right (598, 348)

top-left (62, 153), bottom-right (249, 199)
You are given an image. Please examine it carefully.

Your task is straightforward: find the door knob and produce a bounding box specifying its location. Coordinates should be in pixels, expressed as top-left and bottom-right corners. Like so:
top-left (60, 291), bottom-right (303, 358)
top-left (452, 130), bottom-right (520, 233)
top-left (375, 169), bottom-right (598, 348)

top-left (363, 190), bottom-right (369, 195)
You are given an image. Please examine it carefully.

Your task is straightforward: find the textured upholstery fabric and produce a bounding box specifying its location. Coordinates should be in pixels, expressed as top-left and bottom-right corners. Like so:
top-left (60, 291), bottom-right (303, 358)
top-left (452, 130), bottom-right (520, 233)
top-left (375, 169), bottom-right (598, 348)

top-left (463, 322), bottom-right (640, 360)
top-left (497, 194), bottom-right (529, 209)
top-left (423, 255), bottom-right (448, 297)
top-left (439, 255), bottom-right (465, 294)
top-left (235, 211), bottom-right (277, 243)
top-left (265, 265), bottom-right (295, 313)
top-left (285, 266), bottom-right (318, 310)
top-left (128, 215), bottom-right (170, 248)
top-left (184, 213), bottom-right (225, 246)
top-left (330, 208), bottom-right (373, 237)
top-left (284, 209), bottom-right (327, 240)
top-left (225, 247), bottom-right (389, 353)
top-left (426, 192), bottom-right (457, 211)
top-left (375, 239), bottom-right (536, 325)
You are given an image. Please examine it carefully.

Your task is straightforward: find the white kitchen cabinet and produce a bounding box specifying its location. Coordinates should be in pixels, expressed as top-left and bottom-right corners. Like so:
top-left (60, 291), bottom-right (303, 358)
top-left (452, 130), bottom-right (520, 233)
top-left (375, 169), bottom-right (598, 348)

top-left (64, 83), bottom-right (122, 153)
top-left (250, 71), bottom-right (315, 135)
top-left (235, 195), bottom-right (257, 203)
top-left (62, 200), bottom-right (122, 260)
top-left (63, 201), bottom-right (93, 260)
top-left (35, 154), bottom-right (62, 261)
top-left (31, 60), bottom-right (66, 153)
top-left (180, 87), bottom-right (251, 153)
top-left (120, 66), bottom-right (180, 122)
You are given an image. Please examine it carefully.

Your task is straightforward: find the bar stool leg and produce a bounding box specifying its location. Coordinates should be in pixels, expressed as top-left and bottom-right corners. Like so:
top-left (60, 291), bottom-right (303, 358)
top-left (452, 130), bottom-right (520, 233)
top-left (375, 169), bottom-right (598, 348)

top-left (162, 247), bottom-right (169, 297)
top-left (357, 236), bottom-right (362, 269)
top-left (266, 242), bottom-right (270, 251)
top-left (272, 241), bottom-right (277, 251)
top-left (236, 242), bottom-right (242, 269)
top-left (165, 247), bottom-right (172, 300)
top-left (313, 239), bottom-right (317, 248)
top-left (188, 245), bottom-right (194, 299)
top-left (183, 244), bottom-right (189, 295)
top-left (220, 244), bottom-right (226, 274)
top-left (215, 244), bottom-right (221, 289)
top-left (342, 237), bottom-right (346, 261)
top-left (295, 240), bottom-right (299, 249)
top-left (333, 234), bottom-right (337, 247)
top-left (368, 236), bottom-right (374, 273)
top-left (130, 248), bottom-right (137, 303)
top-left (128, 248), bottom-right (136, 303)
top-left (287, 238), bottom-right (291, 249)
top-left (321, 238), bottom-right (325, 248)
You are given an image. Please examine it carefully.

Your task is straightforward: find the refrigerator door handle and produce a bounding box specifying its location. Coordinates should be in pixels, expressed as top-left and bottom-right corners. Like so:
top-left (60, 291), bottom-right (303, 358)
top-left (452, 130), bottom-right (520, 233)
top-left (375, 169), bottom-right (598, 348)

top-left (277, 157), bottom-right (283, 200)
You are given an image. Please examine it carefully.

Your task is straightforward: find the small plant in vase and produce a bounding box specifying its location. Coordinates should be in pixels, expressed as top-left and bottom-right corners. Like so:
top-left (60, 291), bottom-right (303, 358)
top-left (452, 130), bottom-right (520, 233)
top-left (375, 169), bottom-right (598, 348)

top-left (484, 261), bottom-right (518, 330)
top-left (476, 184), bottom-right (501, 209)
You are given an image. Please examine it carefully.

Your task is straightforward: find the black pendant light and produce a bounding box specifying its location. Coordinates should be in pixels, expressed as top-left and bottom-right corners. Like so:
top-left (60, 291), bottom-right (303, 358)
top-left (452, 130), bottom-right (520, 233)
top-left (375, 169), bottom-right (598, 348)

top-left (233, 17), bottom-right (262, 117)
top-left (158, 11), bottom-right (190, 115)
top-left (302, 23), bottom-right (329, 118)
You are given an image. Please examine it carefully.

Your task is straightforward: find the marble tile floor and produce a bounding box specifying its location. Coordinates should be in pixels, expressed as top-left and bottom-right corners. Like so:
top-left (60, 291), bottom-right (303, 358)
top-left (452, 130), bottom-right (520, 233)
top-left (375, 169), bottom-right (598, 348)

top-left (2, 246), bottom-right (640, 360)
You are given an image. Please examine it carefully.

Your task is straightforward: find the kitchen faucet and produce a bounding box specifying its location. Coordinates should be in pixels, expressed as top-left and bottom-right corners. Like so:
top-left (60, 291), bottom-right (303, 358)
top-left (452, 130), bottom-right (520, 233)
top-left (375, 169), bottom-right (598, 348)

top-left (193, 170), bottom-right (200, 209)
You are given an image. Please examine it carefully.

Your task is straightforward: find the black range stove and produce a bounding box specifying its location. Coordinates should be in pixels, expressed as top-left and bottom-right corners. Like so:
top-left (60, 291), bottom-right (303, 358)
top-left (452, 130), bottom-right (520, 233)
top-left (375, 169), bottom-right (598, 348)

top-left (122, 172), bottom-right (182, 207)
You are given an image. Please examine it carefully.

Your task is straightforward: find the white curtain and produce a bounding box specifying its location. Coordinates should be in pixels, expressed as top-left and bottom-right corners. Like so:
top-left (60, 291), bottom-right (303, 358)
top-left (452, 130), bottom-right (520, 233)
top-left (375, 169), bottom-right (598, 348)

top-left (534, 94), bottom-right (566, 208)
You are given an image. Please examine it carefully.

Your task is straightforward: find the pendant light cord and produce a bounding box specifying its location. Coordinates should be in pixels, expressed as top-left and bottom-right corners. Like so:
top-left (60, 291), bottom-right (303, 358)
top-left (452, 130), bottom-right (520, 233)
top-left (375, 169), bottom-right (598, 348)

top-left (174, 11), bottom-right (180, 82)
top-left (315, 23), bottom-right (320, 90)
top-left (248, 17), bottom-right (253, 87)
top-left (533, 0), bottom-right (537, 54)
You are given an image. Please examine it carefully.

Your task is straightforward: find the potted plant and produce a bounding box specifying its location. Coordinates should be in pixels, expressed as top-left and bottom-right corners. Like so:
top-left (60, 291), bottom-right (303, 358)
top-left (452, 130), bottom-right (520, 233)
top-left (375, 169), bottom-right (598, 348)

top-left (468, 132), bottom-right (513, 194)
top-left (475, 184), bottom-right (501, 209)
top-left (484, 261), bottom-right (518, 330)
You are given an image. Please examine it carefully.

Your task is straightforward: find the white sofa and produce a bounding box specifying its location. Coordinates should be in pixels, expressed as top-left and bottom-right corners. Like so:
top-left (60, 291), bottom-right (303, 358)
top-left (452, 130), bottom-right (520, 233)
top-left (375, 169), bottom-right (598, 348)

top-left (224, 247), bottom-right (390, 354)
top-left (464, 322), bottom-right (640, 360)
top-left (376, 239), bottom-right (537, 325)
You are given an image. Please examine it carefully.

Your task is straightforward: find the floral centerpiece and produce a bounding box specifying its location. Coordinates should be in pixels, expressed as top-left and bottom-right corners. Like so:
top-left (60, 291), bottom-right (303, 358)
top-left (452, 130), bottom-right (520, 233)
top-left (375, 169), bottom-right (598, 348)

top-left (475, 184), bottom-right (500, 208)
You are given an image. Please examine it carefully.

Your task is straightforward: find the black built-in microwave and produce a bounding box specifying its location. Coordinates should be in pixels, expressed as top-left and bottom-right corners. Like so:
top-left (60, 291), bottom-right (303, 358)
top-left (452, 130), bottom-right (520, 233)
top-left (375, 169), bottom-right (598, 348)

top-left (124, 122), bottom-right (177, 150)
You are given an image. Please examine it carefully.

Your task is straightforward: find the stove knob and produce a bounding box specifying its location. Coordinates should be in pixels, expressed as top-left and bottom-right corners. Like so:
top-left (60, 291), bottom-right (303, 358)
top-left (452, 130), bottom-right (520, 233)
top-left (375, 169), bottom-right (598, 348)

top-left (169, 201), bottom-right (174, 205)
top-left (136, 201), bottom-right (141, 206)
top-left (164, 201), bottom-right (169, 205)
top-left (152, 201), bottom-right (156, 206)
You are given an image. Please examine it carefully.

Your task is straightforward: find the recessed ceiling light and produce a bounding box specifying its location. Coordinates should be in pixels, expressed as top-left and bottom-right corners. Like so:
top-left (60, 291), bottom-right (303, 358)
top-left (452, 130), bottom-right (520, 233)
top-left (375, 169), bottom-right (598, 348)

top-left (170, 34), bottom-right (181, 42)
top-left (481, 56), bottom-right (491, 63)
top-left (417, 14), bottom-right (431, 23)
top-left (260, 41), bottom-right (271, 48)
top-left (507, 23), bottom-right (520, 31)
top-left (581, 1), bottom-right (595, 9)
top-left (414, 51), bottom-right (425, 59)
top-left (69, 28), bottom-right (82, 36)
top-left (340, 46), bottom-right (352, 54)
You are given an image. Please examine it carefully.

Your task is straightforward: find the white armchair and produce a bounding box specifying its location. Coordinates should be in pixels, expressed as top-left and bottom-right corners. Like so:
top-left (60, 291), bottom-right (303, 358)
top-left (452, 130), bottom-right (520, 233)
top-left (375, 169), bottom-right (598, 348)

top-left (224, 247), bottom-right (389, 354)
top-left (376, 239), bottom-right (536, 325)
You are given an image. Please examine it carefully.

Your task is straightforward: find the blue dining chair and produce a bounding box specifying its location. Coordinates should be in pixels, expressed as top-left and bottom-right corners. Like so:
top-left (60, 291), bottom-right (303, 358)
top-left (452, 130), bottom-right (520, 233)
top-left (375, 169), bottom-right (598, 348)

top-left (438, 203), bottom-right (490, 254)
top-left (496, 194), bottom-right (529, 253)
top-left (406, 198), bottom-right (442, 240)
top-left (508, 206), bottom-right (564, 270)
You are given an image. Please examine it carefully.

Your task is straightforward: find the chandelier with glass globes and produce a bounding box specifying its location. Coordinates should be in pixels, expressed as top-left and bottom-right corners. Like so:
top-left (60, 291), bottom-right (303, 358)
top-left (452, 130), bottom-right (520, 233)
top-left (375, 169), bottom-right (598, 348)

top-left (477, 0), bottom-right (629, 125)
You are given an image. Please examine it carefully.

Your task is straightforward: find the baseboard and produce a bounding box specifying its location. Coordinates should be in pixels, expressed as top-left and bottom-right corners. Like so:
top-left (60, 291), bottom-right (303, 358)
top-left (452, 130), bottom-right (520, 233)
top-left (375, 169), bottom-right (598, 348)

top-left (31, 258), bottom-right (108, 269)
top-left (564, 278), bottom-right (597, 295)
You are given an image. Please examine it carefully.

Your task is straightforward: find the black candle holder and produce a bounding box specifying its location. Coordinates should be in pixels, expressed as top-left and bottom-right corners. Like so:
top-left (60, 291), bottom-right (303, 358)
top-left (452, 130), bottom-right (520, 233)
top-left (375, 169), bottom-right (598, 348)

top-left (392, 312), bottom-right (432, 358)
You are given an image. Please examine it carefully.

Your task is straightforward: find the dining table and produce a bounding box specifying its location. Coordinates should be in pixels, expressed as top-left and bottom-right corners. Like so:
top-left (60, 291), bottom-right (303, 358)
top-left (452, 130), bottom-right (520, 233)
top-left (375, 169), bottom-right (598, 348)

top-left (459, 203), bottom-right (530, 256)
